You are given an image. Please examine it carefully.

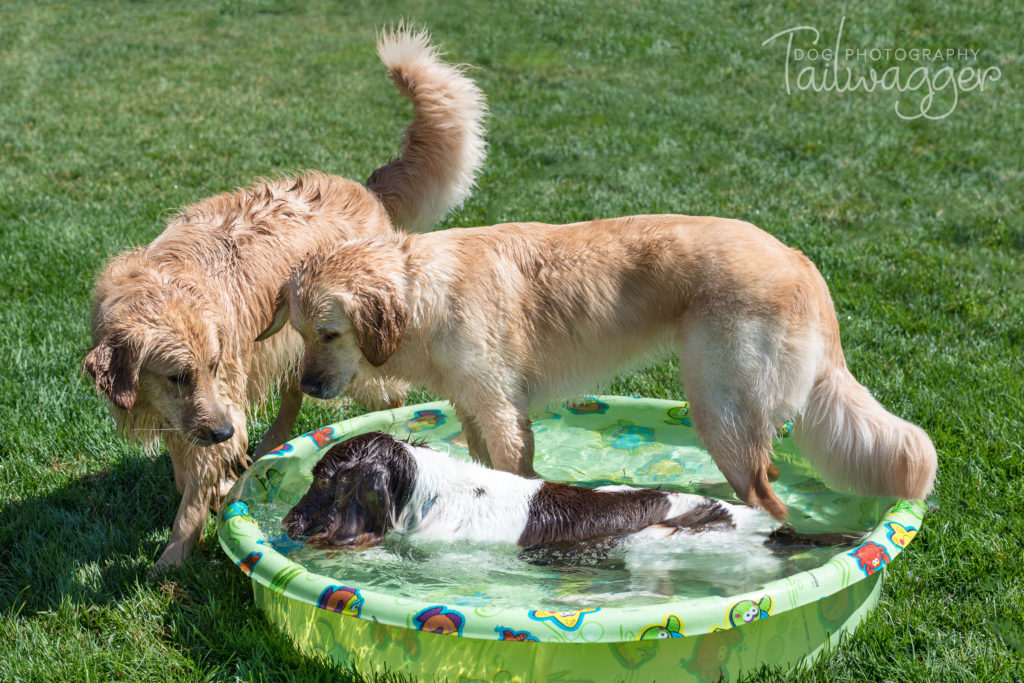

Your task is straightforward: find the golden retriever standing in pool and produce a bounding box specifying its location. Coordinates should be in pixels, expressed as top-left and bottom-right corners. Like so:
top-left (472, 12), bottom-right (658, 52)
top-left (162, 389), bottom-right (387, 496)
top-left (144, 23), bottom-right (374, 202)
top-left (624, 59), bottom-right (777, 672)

top-left (84, 27), bottom-right (487, 571)
top-left (259, 216), bottom-right (937, 519)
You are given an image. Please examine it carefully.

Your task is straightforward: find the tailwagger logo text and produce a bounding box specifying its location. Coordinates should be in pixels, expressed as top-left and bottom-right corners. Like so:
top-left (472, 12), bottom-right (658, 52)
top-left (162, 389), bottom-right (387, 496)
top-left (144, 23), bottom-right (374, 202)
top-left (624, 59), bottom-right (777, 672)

top-left (762, 17), bottom-right (1001, 120)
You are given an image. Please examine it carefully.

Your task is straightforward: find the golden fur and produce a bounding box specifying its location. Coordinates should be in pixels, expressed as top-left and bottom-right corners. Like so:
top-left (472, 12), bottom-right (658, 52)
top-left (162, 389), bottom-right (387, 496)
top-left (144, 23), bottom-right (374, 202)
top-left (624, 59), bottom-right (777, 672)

top-left (263, 215), bottom-right (938, 520)
top-left (84, 27), bottom-right (487, 570)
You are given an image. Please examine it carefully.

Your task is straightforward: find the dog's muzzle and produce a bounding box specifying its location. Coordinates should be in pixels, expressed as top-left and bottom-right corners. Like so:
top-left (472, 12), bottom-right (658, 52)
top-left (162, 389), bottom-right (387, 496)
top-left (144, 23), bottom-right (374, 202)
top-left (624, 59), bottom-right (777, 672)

top-left (208, 422), bottom-right (235, 444)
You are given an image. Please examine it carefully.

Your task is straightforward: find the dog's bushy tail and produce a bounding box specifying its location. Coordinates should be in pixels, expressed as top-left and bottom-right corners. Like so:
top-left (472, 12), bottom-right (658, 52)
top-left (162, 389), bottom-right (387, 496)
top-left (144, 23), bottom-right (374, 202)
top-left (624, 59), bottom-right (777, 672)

top-left (366, 25), bottom-right (487, 232)
top-left (794, 366), bottom-right (937, 500)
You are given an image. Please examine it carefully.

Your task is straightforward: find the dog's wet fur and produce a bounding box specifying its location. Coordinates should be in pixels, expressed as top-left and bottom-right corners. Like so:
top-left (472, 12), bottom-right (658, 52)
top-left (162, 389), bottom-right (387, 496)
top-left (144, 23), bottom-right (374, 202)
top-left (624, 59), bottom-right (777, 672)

top-left (266, 212), bottom-right (938, 524)
top-left (84, 28), bottom-right (487, 571)
top-left (281, 432), bottom-right (865, 560)
top-left (283, 432), bottom-right (418, 548)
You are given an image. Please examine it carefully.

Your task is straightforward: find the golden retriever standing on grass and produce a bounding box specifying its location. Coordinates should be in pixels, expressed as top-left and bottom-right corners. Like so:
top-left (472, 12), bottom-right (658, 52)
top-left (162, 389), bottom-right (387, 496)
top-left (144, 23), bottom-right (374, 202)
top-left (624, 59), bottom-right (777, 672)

top-left (84, 27), bottom-right (487, 571)
top-left (260, 215), bottom-right (937, 519)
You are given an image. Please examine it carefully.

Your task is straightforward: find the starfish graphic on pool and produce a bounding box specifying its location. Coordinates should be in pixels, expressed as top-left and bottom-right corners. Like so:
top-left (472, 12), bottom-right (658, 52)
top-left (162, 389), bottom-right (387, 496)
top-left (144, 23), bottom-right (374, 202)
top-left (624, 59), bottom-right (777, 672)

top-left (528, 608), bottom-right (600, 631)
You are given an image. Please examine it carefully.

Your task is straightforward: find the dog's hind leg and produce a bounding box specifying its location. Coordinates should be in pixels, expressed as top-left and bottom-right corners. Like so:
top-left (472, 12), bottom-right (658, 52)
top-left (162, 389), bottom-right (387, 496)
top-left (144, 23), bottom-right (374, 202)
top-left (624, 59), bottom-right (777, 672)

top-left (692, 411), bottom-right (787, 521)
top-left (253, 380), bottom-right (303, 458)
top-left (677, 318), bottom-right (790, 520)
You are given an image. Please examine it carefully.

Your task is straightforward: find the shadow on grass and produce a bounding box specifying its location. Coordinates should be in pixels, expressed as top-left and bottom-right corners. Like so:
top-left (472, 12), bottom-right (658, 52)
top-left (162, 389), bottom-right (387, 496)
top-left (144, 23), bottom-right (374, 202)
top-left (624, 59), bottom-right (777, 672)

top-left (0, 450), bottom-right (382, 680)
top-left (0, 452), bottom-right (179, 614)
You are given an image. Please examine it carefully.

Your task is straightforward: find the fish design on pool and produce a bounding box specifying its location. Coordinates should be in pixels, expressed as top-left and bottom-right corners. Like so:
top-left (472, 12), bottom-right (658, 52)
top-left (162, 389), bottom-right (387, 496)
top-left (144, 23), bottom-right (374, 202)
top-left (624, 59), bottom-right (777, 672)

top-left (415, 606), bottom-right (465, 636)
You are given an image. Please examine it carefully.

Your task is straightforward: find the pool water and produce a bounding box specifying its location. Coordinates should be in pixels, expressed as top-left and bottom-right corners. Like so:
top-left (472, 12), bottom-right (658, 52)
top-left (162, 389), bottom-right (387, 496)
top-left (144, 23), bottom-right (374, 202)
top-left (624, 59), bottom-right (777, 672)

top-left (242, 397), bottom-right (888, 611)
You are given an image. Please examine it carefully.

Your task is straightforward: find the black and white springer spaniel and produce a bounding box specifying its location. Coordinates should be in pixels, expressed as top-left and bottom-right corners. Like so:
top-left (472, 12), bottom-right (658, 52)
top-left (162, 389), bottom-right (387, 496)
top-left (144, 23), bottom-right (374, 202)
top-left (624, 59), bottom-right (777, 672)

top-left (283, 431), bottom-right (858, 552)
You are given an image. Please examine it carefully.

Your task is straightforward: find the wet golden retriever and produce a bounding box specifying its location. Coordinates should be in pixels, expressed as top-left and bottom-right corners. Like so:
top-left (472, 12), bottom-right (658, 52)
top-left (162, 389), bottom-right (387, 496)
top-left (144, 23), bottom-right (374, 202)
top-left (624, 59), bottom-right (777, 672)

top-left (260, 216), bottom-right (937, 519)
top-left (84, 27), bottom-right (487, 571)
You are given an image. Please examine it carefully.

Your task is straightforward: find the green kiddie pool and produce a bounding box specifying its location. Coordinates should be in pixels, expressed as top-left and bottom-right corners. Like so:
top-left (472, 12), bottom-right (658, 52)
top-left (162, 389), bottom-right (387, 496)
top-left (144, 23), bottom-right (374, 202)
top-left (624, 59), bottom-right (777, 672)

top-left (218, 396), bottom-right (925, 682)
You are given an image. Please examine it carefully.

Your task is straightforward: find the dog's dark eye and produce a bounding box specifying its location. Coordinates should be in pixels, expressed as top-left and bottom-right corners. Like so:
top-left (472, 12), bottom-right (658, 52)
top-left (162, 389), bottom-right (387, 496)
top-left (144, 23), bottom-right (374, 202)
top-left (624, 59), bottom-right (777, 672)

top-left (168, 372), bottom-right (191, 387)
top-left (322, 332), bottom-right (340, 343)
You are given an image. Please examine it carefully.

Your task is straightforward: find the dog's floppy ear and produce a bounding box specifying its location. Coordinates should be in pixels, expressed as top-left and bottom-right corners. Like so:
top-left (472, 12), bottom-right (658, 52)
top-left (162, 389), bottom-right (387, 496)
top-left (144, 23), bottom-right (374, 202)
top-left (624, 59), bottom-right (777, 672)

top-left (283, 456), bottom-right (394, 549)
top-left (256, 284), bottom-right (291, 342)
top-left (340, 461), bottom-right (395, 546)
top-left (282, 432), bottom-right (413, 548)
top-left (83, 340), bottom-right (140, 412)
top-left (348, 280), bottom-right (408, 367)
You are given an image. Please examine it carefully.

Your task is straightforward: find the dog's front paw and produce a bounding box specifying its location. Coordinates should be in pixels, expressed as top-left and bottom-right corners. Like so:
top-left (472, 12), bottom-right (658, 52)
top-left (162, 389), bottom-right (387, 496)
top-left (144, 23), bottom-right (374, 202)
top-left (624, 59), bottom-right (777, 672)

top-left (147, 542), bottom-right (188, 579)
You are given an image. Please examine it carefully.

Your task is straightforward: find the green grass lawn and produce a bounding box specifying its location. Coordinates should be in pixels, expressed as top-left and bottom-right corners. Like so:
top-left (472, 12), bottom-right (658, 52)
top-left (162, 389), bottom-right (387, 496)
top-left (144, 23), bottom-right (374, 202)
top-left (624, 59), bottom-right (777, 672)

top-left (1, 0), bottom-right (1021, 680)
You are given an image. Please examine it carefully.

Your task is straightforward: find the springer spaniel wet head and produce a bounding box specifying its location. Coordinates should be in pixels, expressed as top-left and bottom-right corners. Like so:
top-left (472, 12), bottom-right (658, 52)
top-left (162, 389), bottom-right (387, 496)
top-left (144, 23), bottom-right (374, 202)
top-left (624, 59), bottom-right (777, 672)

top-left (282, 432), bottom-right (417, 548)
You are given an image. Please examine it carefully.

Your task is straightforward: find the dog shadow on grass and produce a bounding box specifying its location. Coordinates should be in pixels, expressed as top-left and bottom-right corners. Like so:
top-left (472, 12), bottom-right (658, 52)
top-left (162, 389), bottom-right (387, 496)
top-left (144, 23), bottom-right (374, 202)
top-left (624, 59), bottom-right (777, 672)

top-left (0, 450), bottom-right (358, 678)
top-left (0, 452), bottom-right (184, 614)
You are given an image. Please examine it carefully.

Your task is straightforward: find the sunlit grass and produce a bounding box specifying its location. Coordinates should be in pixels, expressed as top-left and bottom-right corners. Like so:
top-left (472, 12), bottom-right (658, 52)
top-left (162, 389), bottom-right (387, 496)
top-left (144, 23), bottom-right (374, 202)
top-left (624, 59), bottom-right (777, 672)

top-left (0, 0), bottom-right (1021, 680)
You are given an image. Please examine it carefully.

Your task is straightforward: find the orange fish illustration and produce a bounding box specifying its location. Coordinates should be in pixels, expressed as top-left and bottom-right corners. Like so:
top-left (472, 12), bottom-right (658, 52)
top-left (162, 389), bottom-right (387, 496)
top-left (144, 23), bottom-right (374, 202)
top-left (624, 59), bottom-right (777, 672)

top-left (236, 552), bottom-right (262, 576)
top-left (405, 409), bottom-right (447, 432)
top-left (414, 606), bottom-right (465, 636)
top-left (317, 585), bottom-right (363, 618)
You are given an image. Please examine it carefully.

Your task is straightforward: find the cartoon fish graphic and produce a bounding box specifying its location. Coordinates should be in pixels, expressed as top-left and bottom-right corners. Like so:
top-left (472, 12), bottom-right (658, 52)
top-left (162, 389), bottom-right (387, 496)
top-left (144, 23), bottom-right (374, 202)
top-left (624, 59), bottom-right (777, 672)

top-left (317, 585), bottom-right (363, 618)
top-left (599, 419), bottom-right (654, 450)
top-left (564, 397), bottom-right (610, 415)
top-left (849, 541), bottom-right (891, 576)
top-left (252, 467), bottom-right (284, 501)
top-left (405, 409), bottom-right (447, 433)
top-left (528, 608), bottom-right (600, 631)
top-left (609, 640), bottom-right (657, 670)
top-left (727, 595), bottom-right (774, 626)
top-left (236, 552), bottom-right (262, 576)
top-left (222, 500), bottom-right (253, 523)
top-left (371, 622), bottom-right (420, 657)
top-left (494, 626), bottom-right (538, 642)
top-left (687, 628), bottom-right (742, 683)
top-left (638, 614), bottom-right (684, 640)
top-left (885, 522), bottom-right (918, 549)
top-left (265, 442), bottom-right (294, 457)
top-left (302, 426), bottom-right (341, 449)
top-left (442, 430), bottom-right (470, 451)
top-left (528, 407), bottom-right (562, 421)
top-left (664, 403), bottom-right (692, 426)
top-left (414, 606), bottom-right (465, 636)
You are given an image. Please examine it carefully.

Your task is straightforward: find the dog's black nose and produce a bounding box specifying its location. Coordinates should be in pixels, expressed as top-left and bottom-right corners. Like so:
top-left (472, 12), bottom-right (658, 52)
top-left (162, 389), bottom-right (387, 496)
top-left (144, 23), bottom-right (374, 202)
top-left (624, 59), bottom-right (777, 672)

top-left (300, 379), bottom-right (324, 398)
top-left (209, 423), bottom-right (235, 444)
